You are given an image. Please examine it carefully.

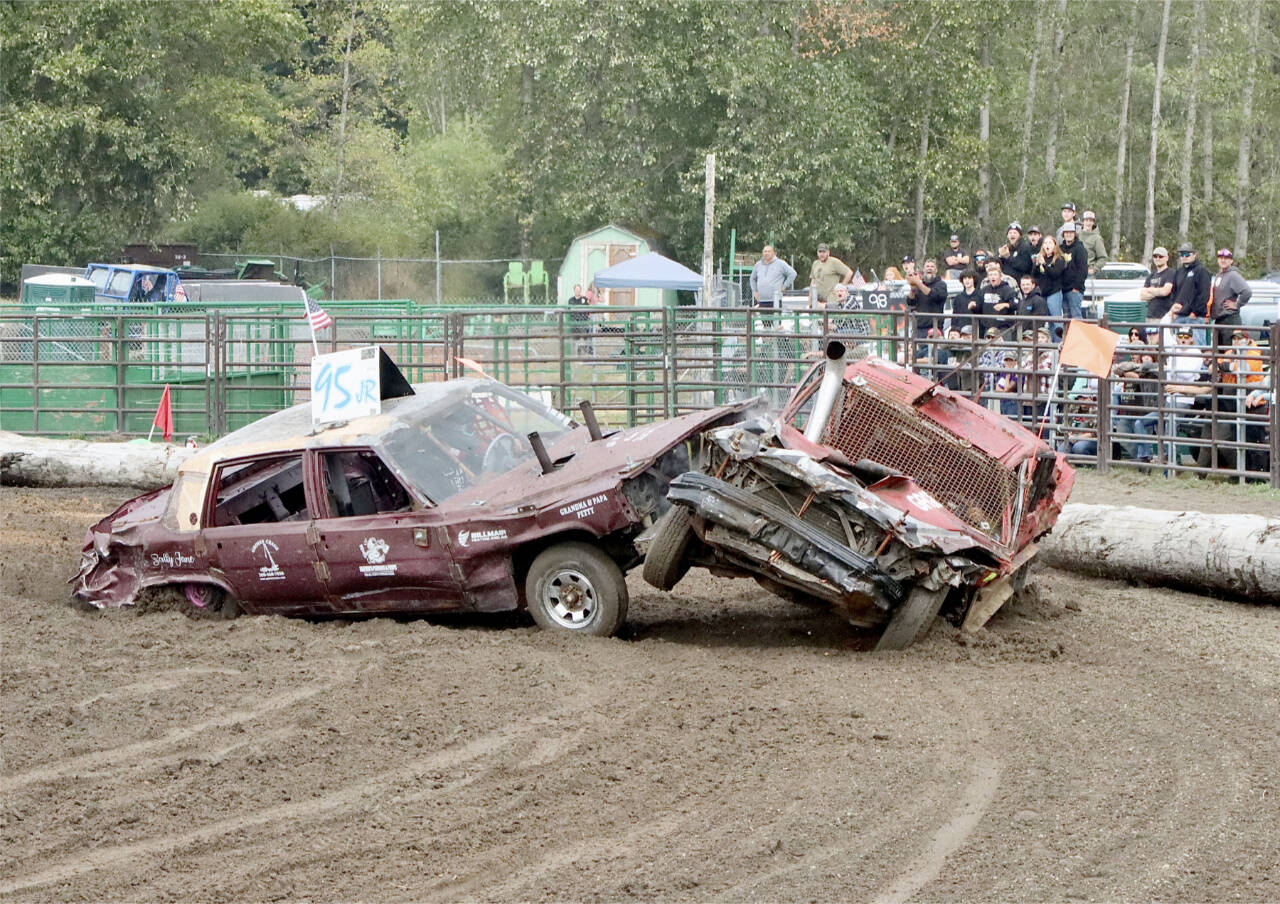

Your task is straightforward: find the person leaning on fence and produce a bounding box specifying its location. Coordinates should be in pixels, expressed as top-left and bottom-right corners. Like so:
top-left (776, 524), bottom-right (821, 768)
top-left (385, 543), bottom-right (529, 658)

top-left (1016, 273), bottom-right (1049, 336)
top-left (952, 269), bottom-right (981, 334)
top-left (1224, 329), bottom-right (1265, 386)
top-left (1112, 353), bottom-right (1161, 462)
top-left (750, 245), bottom-right (796, 308)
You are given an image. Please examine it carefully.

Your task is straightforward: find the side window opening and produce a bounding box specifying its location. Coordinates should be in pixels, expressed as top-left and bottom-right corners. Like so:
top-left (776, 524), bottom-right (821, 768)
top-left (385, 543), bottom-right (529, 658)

top-left (211, 455), bottom-right (309, 527)
top-left (321, 450), bottom-right (412, 518)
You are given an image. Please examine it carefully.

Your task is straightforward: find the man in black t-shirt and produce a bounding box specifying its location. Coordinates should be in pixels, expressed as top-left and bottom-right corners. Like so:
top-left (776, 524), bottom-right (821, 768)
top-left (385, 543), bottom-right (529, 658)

top-left (906, 257), bottom-right (948, 336)
top-left (1140, 247), bottom-right (1175, 319)
top-left (942, 234), bottom-right (969, 278)
top-left (979, 260), bottom-right (1018, 333)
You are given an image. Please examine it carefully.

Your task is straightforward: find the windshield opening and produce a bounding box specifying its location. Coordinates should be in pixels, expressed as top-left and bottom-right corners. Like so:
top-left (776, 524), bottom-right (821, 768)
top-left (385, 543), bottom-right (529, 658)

top-left (379, 384), bottom-right (573, 503)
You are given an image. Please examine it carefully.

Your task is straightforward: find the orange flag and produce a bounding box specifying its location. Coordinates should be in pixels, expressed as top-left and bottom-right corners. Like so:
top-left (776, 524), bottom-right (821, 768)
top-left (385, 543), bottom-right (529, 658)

top-left (1059, 320), bottom-right (1121, 378)
top-left (152, 384), bottom-right (174, 442)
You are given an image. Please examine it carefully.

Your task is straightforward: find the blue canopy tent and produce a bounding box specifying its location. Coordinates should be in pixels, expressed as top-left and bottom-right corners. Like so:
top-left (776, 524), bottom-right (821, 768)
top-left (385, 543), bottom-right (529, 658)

top-left (592, 252), bottom-right (703, 305)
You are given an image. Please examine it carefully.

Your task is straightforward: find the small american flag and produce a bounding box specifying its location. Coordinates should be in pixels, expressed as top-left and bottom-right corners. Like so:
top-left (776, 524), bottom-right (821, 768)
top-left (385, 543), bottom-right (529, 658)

top-left (305, 296), bottom-right (333, 331)
top-left (849, 269), bottom-right (867, 290)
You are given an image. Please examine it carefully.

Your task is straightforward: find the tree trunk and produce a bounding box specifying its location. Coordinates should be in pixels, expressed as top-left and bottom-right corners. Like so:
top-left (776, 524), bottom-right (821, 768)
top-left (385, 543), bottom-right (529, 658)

top-left (1111, 7), bottom-right (1138, 259)
top-left (1039, 504), bottom-right (1280, 603)
top-left (0, 433), bottom-right (195, 488)
top-left (1202, 104), bottom-right (1214, 231)
top-left (1044, 0), bottom-right (1067, 184)
top-left (914, 102), bottom-right (931, 261)
top-left (1015, 16), bottom-right (1044, 214)
top-left (519, 62), bottom-right (535, 265)
top-left (1233, 0), bottom-right (1262, 258)
top-left (978, 44), bottom-right (991, 236)
top-left (331, 1), bottom-right (359, 219)
top-left (1178, 0), bottom-right (1204, 244)
top-left (1142, 0), bottom-right (1172, 262)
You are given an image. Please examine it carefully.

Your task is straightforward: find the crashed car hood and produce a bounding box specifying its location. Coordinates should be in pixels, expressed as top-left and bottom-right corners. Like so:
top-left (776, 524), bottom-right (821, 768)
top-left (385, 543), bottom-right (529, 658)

top-left (706, 423), bottom-right (999, 558)
top-left (439, 402), bottom-right (759, 514)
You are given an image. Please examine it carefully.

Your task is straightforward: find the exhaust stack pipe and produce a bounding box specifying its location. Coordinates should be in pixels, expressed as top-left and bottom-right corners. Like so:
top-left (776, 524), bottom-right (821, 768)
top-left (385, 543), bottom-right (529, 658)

top-left (803, 340), bottom-right (847, 444)
top-left (527, 431), bottom-right (556, 474)
top-left (578, 400), bottom-right (604, 441)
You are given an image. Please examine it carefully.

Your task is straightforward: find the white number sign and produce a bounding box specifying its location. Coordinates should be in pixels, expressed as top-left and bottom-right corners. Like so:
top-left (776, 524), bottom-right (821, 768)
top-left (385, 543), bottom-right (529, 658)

top-left (311, 346), bottom-right (382, 427)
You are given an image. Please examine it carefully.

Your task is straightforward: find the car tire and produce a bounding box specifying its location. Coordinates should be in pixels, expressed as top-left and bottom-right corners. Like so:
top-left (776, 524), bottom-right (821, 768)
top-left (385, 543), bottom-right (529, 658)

top-left (525, 542), bottom-right (627, 637)
top-left (874, 584), bottom-right (948, 651)
top-left (642, 506), bottom-right (695, 591)
top-left (182, 583), bottom-right (240, 620)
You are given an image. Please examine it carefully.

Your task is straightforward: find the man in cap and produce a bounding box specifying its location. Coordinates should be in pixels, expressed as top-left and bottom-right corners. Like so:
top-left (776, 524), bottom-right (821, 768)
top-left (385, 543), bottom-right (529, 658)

top-left (1059, 221), bottom-right (1089, 320)
top-left (1170, 242), bottom-right (1210, 343)
top-left (1079, 210), bottom-right (1109, 274)
top-left (999, 221), bottom-right (1034, 281)
top-left (942, 234), bottom-right (969, 278)
top-left (1140, 247), bottom-right (1175, 319)
top-left (1026, 226), bottom-right (1044, 255)
top-left (1208, 248), bottom-right (1252, 339)
top-left (1056, 201), bottom-right (1082, 241)
top-left (750, 244), bottom-right (796, 308)
top-left (808, 242), bottom-right (852, 305)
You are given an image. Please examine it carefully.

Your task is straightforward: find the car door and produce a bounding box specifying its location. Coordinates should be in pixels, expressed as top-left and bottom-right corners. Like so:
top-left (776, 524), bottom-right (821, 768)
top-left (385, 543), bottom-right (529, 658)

top-left (202, 452), bottom-right (332, 614)
top-left (310, 448), bottom-right (463, 613)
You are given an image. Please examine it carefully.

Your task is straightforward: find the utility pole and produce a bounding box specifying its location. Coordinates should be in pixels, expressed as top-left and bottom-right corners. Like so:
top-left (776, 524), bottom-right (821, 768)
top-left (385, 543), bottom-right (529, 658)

top-left (702, 153), bottom-right (715, 305)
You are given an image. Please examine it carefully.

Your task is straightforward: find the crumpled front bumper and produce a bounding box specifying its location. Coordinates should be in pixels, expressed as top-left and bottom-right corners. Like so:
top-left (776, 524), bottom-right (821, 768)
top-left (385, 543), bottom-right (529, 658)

top-left (668, 471), bottom-right (906, 610)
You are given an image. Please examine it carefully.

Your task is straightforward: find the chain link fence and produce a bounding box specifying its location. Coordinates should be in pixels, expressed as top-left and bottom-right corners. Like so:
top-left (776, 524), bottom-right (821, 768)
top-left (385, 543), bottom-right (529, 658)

top-left (194, 252), bottom-right (563, 305)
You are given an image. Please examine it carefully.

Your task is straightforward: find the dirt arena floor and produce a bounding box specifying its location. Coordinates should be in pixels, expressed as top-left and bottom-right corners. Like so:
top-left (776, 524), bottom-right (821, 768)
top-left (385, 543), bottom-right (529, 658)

top-left (1, 471), bottom-right (1278, 902)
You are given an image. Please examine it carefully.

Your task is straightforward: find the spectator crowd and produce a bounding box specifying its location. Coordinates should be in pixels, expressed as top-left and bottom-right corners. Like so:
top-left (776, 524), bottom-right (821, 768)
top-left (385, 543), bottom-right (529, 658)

top-left (744, 201), bottom-right (1273, 480)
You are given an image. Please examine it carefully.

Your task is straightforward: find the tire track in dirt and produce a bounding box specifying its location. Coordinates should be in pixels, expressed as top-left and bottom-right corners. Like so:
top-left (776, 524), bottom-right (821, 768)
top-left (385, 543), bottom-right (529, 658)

top-left (0, 670), bottom-right (350, 794)
top-left (0, 698), bottom-right (600, 894)
top-left (870, 752), bottom-right (1002, 904)
top-left (71, 667), bottom-right (242, 710)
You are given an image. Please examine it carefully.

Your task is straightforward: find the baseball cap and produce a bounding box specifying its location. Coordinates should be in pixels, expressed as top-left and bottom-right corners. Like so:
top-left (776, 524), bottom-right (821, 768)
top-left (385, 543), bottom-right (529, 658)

top-left (901, 255), bottom-right (915, 264)
top-left (1216, 248), bottom-right (1233, 258)
top-left (1178, 242), bottom-right (1194, 253)
top-left (1008, 221), bottom-right (1022, 233)
top-left (1061, 222), bottom-right (1077, 233)
top-left (1082, 210), bottom-right (1096, 220)
top-left (1028, 225), bottom-right (1042, 234)
top-left (1176, 326), bottom-right (1194, 336)
top-left (1062, 201), bottom-right (1076, 211)
top-left (949, 234), bottom-right (960, 242)
top-left (817, 242), bottom-right (829, 252)
top-left (1153, 246), bottom-right (1169, 257)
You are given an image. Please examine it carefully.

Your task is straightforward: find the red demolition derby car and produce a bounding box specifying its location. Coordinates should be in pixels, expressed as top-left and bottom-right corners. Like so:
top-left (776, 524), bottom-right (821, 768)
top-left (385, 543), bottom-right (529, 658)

top-left (641, 341), bottom-right (1075, 649)
top-left (73, 377), bottom-right (754, 635)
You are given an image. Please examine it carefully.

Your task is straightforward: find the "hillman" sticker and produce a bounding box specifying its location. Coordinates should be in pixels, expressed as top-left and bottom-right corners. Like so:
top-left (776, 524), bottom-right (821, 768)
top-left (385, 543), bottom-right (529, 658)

top-left (457, 528), bottom-right (507, 547)
top-left (559, 494), bottom-right (608, 519)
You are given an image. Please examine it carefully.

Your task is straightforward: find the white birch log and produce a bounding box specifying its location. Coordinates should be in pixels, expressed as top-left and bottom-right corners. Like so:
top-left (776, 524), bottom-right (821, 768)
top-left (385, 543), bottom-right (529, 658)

top-left (1039, 503), bottom-right (1280, 603)
top-left (0, 432), bottom-right (195, 489)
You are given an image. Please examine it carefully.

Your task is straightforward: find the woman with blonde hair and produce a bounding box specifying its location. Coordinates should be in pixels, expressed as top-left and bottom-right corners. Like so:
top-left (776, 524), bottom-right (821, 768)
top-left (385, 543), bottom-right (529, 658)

top-left (1032, 234), bottom-right (1067, 320)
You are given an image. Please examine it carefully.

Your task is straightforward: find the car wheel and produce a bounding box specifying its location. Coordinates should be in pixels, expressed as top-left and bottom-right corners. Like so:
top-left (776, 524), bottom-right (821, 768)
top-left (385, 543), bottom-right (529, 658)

top-left (874, 584), bottom-right (948, 651)
top-left (525, 542), bottom-right (627, 637)
top-left (182, 583), bottom-right (240, 620)
top-left (642, 506), bottom-right (695, 591)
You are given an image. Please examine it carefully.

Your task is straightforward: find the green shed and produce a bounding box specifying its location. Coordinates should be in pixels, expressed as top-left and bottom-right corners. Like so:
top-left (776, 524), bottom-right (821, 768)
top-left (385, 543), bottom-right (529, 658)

top-left (557, 224), bottom-right (676, 309)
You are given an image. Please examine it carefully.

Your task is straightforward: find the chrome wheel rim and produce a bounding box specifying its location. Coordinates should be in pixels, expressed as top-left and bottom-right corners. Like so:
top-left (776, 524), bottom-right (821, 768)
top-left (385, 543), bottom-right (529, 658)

top-left (541, 568), bottom-right (598, 630)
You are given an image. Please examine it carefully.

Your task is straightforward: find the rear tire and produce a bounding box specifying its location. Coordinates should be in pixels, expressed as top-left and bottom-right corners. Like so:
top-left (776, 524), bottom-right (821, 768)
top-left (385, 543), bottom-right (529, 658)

top-left (525, 542), bottom-right (627, 637)
top-left (642, 506), bottom-right (695, 591)
top-left (874, 584), bottom-right (948, 651)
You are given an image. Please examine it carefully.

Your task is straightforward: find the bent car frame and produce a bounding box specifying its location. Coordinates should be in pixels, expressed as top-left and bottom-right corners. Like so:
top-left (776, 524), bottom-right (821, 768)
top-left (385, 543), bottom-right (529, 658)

top-left (74, 377), bottom-right (754, 636)
top-left (642, 341), bottom-right (1074, 649)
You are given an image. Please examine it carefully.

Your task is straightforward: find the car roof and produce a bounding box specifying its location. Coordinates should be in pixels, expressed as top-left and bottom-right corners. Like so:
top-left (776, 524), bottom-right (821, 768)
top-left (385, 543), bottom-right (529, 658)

top-left (168, 378), bottom-right (499, 531)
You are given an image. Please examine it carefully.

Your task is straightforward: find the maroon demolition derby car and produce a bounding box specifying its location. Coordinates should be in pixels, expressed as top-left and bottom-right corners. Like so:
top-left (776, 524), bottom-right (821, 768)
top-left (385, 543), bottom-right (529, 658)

top-left (74, 378), bottom-right (754, 635)
top-left (641, 342), bottom-right (1075, 649)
